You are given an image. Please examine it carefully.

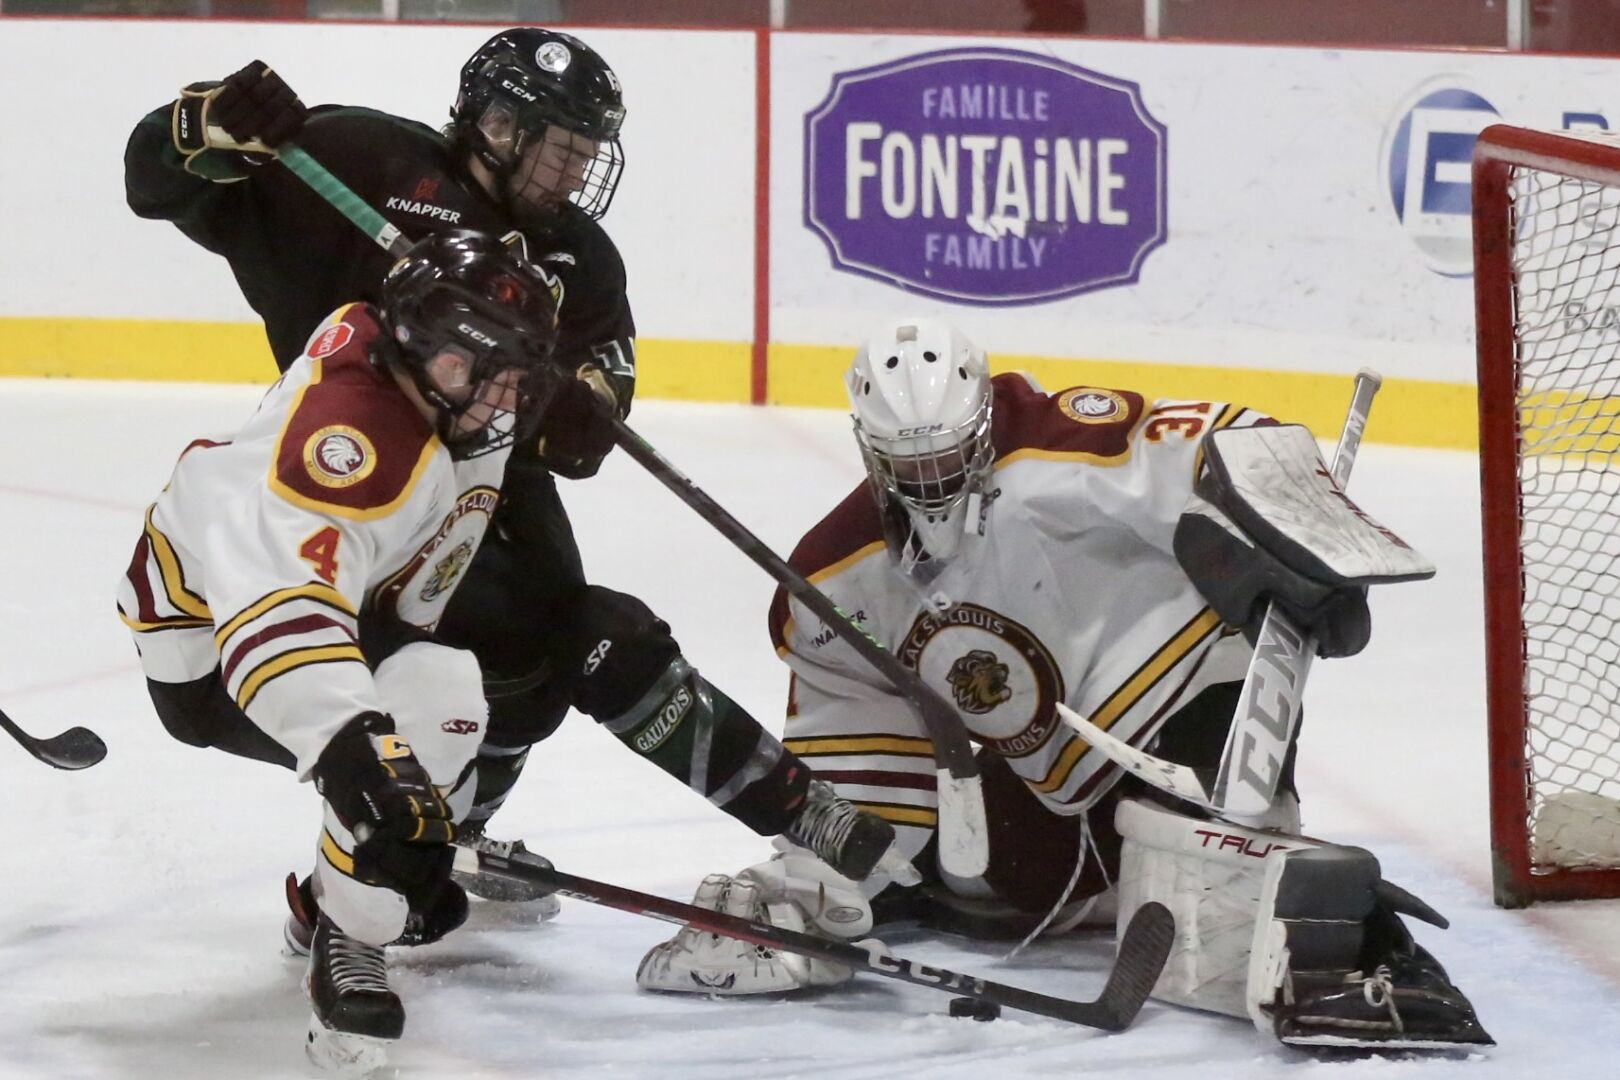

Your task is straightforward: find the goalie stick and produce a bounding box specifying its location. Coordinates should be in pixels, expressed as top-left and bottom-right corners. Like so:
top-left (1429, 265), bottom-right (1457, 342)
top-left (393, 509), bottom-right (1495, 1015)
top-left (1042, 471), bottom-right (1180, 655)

top-left (455, 844), bottom-right (1173, 1031)
top-left (272, 143), bottom-right (992, 880)
top-left (1058, 369), bottom-right (1381, 820)
top-left (0, 706), bottom-right (107, 770)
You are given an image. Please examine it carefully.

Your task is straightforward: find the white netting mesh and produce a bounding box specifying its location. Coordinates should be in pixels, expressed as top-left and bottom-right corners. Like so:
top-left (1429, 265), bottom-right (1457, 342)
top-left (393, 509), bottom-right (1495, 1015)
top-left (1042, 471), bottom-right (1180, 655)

top-left (1508, 163), bottom-right (1620, 872)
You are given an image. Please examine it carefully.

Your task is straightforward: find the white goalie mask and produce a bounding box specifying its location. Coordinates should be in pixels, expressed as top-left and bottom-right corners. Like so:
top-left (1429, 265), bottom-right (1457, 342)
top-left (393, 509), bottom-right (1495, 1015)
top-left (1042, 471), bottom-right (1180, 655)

top-left (846, 319), bottom-right (994, 583)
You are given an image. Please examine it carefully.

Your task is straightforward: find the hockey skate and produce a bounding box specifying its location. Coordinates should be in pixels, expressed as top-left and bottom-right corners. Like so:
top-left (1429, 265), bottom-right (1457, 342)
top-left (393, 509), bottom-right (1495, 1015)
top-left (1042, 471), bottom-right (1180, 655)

top-left (451, 829), bottom-right (565, 916)
top-left (784, 779), bottom-right (912, 882)
top-left (304, 914), bottom-right (402, 1074)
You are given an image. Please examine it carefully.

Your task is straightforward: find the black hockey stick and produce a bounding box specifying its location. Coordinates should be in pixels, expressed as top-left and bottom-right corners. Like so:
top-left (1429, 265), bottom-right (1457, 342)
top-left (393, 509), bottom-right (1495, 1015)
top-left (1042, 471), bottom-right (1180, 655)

top-left (273, 142), bottom-right (992, 879)
top-left (455, 844), bottom-right (1173, 1031)
top-left (0, 706), bottom-right (107, 770)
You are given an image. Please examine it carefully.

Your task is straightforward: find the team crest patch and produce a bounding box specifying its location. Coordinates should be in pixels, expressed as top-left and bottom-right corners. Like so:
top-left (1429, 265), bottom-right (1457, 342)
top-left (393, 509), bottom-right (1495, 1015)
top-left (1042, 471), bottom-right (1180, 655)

top-left (900, 602), bottom-right (1066, 757)
top-left (1058, 388), bottom-right (1128, 424)
top-left (303, 426), bottom-right (376, 489)
top-left (307, 322), bottom-right (355, 359)
top-left (420, 539), bottom-right (474, 602)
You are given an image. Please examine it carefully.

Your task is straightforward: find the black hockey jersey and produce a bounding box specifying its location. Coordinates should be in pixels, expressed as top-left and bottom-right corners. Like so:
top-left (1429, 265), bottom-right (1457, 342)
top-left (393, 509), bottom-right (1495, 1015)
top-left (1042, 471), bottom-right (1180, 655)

top-left (123, 104), bottom-right (636, 407)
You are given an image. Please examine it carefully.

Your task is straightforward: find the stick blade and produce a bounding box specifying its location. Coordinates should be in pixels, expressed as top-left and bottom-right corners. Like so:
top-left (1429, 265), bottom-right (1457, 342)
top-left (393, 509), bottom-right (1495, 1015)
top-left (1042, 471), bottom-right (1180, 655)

top-left (1091, 901), bottom-right (1175, 1031)
top-left (34, 727), bottom-right (108, 770)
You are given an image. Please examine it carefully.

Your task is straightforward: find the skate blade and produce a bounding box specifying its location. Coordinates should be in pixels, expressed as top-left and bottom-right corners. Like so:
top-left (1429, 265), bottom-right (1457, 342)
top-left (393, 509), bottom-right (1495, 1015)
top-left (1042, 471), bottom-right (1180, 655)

top-left (305, 1014), bottom-right (392, 1075)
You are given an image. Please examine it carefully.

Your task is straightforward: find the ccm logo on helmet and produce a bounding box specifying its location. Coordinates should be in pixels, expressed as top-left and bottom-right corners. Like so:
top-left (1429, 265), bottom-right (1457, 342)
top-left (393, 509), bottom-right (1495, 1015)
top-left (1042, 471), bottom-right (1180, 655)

top-left (458, 323), bottom-right (499, 348)
top-left (897, 423), bottom-right (945, 436)
top-left (500, 79), bottom-right (538, 102)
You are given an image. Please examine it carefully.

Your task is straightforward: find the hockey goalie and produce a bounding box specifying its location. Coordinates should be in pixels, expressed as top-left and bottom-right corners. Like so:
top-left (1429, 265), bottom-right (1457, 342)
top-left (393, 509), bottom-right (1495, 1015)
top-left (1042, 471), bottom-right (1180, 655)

top-left (638, 318), bottom-right (1492, 1051)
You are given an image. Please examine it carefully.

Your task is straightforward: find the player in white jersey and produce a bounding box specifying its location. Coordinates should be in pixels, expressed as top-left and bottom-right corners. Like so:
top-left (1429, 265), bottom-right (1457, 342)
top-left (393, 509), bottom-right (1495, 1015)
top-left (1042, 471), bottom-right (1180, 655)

top-left (639, 318), bottom-right (1491, 1050)
top-left (117, 231), bottom-right (561, 1071)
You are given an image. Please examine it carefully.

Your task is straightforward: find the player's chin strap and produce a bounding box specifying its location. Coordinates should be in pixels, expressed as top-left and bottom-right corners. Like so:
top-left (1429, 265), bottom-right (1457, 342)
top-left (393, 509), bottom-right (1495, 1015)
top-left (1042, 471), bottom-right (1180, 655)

top-left (1060, 369), bottom-right (1426, 823)
top-left (269, 139), bottom-right (993, 881)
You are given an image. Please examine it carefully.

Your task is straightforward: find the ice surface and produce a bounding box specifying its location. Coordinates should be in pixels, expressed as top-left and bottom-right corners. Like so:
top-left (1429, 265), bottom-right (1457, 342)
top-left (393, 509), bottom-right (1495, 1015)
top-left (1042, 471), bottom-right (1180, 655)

top-left (2, 380), bottom-right (1616, 1078)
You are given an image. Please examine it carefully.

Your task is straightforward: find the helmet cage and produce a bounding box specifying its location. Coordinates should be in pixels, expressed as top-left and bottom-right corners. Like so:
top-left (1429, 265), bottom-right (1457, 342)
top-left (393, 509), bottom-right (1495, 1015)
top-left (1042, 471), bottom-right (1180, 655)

top-left (853, 394), bottom-right (994, 579)
top-left (382, 236), bottom-right (560, 459)
top-left (453, 31), bottom-right (626, 219)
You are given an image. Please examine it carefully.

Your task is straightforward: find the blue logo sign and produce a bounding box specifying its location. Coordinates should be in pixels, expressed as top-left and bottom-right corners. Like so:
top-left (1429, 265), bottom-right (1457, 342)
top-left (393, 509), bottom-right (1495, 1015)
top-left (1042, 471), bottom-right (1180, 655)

top-left (1384, 85), bottom-right (1500, 276)
top-left (804, 48), bottom-right (1168, 306)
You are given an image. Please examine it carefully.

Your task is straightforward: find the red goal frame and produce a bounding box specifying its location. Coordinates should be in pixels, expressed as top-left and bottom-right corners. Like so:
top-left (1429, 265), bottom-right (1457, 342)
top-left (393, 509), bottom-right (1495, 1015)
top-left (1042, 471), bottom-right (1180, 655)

top-left (1473, 123), bottom-right (1620, 907)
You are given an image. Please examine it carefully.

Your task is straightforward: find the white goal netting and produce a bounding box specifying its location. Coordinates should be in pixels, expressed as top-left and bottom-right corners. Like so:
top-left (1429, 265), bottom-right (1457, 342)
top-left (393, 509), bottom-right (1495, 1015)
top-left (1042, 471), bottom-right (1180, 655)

top-left (1506, 162), bottom-right (1620, 873)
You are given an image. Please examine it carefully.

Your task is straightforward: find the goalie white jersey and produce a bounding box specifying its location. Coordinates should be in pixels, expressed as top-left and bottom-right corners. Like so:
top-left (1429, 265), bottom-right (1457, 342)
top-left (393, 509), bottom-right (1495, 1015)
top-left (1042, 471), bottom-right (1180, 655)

top-left (770, 373), bottom-right (1268, 861)
top-left (117, 304), bottom-right (508, 776)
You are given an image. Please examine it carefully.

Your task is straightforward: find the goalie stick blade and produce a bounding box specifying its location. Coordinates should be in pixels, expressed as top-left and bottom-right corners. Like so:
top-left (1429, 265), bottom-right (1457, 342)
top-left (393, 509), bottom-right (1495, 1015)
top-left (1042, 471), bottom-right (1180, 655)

top-left (1090, 900), bottom-right (1175, 1031)
top-left (0, 710), bottom-right (107, 770)
top-left (1054, 703), bottom-right (1219, 810)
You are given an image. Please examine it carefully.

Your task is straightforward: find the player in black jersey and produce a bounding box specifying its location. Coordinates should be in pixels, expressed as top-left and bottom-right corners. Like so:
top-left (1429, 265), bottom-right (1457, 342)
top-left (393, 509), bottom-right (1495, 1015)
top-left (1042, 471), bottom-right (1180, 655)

top-left (125, 29), bottom-right (903, 929)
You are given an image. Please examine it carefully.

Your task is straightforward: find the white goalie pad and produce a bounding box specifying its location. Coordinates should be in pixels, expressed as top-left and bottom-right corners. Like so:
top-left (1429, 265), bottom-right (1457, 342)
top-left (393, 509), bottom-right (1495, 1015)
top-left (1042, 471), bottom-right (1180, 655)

top-left (636, 853), bottom-right (873, 996)
top-left (1114, 798), bottom-right (1318, 1026)
top-left (1202, 425), bottom-right (1435, 585)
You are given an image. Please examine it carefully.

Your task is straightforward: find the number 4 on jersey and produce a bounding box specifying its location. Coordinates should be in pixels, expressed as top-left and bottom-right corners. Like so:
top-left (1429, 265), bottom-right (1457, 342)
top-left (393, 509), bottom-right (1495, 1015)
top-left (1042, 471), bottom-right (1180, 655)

top-left (299, 526), bottom-right (342, 584)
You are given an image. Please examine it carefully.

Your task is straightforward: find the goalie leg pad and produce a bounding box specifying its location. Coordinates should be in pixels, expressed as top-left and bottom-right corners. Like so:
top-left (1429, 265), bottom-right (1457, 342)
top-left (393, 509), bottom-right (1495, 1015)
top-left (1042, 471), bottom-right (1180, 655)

top-left (1116, 798), bottom-right (1491, 1049)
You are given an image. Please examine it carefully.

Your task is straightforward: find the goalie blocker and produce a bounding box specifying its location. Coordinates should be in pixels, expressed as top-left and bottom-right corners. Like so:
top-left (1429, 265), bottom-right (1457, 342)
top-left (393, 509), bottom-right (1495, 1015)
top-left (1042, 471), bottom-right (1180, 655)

top-left (1173, 422), bottom-right (1434, 660)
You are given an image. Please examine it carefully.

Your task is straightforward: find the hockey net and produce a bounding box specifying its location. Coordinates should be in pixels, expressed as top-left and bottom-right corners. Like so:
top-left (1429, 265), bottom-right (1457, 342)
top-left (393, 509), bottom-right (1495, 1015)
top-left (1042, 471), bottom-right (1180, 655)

top-left (1474, 124), bottom-right (1620, 906)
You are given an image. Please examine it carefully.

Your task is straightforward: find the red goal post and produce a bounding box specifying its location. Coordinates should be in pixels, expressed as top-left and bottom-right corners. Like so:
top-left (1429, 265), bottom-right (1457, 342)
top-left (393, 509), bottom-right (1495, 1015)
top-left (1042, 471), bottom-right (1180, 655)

top-left (1474, 123), bottom-right (1620, 907)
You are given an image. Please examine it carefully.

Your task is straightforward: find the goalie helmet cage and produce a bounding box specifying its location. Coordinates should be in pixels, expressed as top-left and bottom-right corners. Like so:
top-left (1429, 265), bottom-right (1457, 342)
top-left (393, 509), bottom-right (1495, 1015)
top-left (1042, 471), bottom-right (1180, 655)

top-left (1474, 123), bottom-right (1620, 907)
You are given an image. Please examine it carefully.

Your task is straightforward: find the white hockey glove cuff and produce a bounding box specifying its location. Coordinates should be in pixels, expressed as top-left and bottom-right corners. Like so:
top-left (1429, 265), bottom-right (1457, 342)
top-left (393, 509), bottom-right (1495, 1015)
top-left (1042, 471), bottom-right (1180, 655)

top-left (635, 853), bottom-right (874, 996)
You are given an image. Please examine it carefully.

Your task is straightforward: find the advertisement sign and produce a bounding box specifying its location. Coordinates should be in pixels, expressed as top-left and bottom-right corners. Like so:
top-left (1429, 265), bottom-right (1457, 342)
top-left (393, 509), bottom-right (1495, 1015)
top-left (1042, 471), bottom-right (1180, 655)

top-left (804, 48), bottom-right (1166, 306)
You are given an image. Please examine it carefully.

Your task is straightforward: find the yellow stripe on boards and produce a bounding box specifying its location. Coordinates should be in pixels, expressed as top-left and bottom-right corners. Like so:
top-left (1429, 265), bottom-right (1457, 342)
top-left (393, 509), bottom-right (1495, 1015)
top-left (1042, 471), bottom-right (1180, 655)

top-left (0, 317), bottom-right (275, 382)
top-left (766, 344), bottom-right (1480, 452)
top-left (0, 316), bottom-right (1480, 450)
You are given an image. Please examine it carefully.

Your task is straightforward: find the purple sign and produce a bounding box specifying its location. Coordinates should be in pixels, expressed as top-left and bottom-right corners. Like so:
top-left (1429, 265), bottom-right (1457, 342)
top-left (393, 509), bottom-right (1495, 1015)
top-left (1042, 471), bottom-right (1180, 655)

top-left (805, 48), bottom-right (1167, 306)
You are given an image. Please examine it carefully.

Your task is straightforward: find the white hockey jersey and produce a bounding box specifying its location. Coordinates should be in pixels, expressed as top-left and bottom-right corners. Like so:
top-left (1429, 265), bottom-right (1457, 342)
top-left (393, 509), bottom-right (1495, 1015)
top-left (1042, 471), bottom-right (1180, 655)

top-left (117, 304), bottom-right (508, 776)
top-left (770, 373), bottom-right (1268, 862)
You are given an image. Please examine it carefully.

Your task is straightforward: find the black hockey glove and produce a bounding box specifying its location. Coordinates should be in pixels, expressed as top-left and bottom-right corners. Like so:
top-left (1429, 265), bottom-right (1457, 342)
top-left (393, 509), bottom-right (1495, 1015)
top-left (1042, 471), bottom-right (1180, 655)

top-left (312, 712), bottom-right (456, 909)
top-left (172, 60), bottom-right (306, 179)
top-left (204, 60), bottom-right (306, 148)
top-left (535, 364), bottom-right (620, 479)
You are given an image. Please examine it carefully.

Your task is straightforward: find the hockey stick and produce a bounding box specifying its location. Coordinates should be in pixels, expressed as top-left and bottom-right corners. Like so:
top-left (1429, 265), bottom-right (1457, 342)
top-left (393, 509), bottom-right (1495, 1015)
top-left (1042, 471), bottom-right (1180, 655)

top-left (273, 141), bottom-right (992, 879)
top-left (0, 706), bottom-right (107, 770)
top-left (456, 844), bottom-right (1173, 1031)
top-left (1058, 369), bottom-right (1382, 819)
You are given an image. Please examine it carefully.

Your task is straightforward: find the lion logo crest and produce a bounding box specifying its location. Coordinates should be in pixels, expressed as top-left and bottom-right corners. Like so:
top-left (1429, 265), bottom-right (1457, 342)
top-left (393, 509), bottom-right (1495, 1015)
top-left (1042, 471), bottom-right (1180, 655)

top-left (946, 649), bottom-right (1013, 714)
top-left (302, 426), bottom-right (376, 488)
top-left (420, 540), bottom-right (474, 602)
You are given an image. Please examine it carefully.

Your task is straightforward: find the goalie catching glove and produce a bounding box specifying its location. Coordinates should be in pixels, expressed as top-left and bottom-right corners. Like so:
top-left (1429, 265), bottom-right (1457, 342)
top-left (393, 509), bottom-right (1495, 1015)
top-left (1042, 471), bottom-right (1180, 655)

top-left (637, 851), bottom-right (876, 995)
top-left (1173, 423), bottom-right (1434, 658)
top-left (171, 60), bottom-right (307, 180)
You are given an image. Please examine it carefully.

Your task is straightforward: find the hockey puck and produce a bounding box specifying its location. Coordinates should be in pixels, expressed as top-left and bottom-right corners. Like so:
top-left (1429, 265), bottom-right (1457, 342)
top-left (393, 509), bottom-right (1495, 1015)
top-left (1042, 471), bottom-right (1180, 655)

top-left (948, 996), bottom-right (1001, 1021)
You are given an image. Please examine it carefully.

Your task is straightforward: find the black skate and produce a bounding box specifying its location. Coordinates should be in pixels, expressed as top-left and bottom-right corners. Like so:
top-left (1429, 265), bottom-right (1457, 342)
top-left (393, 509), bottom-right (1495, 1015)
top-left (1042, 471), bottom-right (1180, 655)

top-left (304, 915), bottom-right (402, 1073)
top-left (451, 830), bottom-right (565, 914)
top-left (283, 872), bottom-right (471, 957)
top-left (785, 780), bottom-right (902, 882)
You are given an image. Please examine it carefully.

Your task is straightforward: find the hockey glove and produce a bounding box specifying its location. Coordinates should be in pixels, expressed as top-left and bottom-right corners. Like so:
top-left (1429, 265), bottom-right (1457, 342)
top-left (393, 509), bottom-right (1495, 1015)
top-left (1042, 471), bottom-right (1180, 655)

top-left (172, 60), bottom-right (306, 179)
top-left (535, 364), bottom-right (620, 479)
top-left (312, 711), bottom-right (456, 909)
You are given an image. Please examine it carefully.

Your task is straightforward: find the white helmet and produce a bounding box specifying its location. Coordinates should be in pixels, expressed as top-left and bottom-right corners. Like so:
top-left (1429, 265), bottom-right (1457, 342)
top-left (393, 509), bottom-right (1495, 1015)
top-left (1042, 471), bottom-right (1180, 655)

top-left (846, 318), bottom-right (993, 583)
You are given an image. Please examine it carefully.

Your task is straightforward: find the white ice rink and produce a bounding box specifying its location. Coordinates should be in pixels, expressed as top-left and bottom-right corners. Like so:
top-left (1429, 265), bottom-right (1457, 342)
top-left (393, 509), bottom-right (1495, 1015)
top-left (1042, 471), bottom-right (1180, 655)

top-left (2, 380), bottom-right (1618, 1078)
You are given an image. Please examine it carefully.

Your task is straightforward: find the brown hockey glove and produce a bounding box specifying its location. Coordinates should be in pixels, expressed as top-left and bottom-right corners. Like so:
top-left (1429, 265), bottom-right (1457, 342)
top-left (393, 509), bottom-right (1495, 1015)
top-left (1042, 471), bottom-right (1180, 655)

top-left (535, 364), bottom-right (620, 479)
top-left (312, 711), bottom-right (456, 910)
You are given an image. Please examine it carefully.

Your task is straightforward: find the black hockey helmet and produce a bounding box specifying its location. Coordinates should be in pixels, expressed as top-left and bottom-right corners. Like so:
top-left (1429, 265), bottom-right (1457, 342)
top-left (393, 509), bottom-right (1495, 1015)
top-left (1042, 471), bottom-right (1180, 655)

top-left (380, 230), bottom-right (562, 458)
top-left (450, 28), bottom-right (626, 219)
